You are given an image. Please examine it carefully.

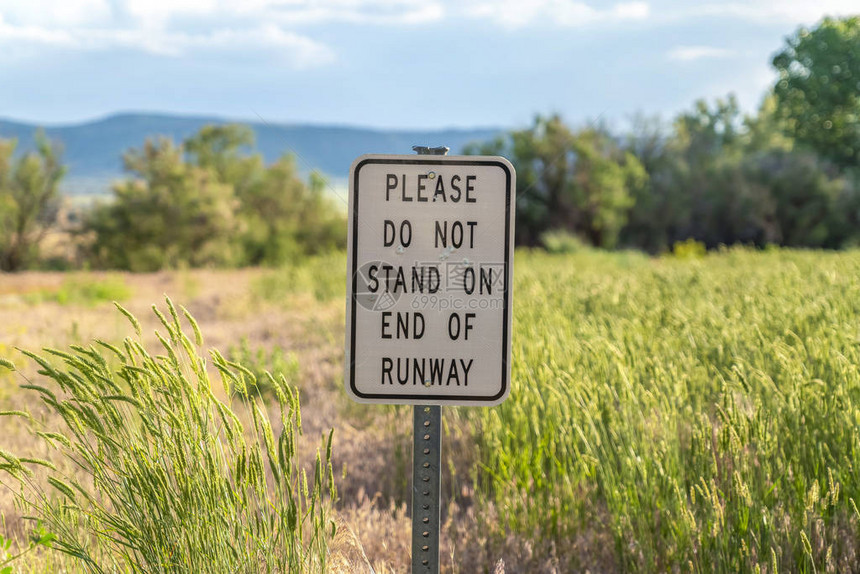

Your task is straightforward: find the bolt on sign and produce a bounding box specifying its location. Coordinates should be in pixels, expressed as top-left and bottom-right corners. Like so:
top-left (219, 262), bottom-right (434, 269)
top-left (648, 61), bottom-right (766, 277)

top-left (345, 155), bottom-right (515, 405)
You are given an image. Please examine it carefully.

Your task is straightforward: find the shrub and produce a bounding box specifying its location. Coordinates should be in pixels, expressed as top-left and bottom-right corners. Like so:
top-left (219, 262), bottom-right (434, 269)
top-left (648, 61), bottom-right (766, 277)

top-left (23, 275), bottom-right (132, 306)
top-left (0, 300), bottom-right (337, 573)
top-left (540, 229), bottom-right (588, 254)
top-left (671, 238), bottom-right (707, 259)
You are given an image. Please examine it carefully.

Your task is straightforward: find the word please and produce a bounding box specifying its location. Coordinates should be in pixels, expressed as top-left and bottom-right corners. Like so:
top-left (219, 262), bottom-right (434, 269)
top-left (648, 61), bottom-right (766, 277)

top-left (385, 173), bottom-right (478, 203)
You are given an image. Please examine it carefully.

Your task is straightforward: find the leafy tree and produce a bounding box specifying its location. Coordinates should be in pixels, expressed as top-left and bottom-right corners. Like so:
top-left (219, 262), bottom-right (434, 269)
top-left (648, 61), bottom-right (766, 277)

top-left (773, 16), bottom-right (860, 168)
top-left (183, 124), bottom-right (344, 266)
top-left (240, 158), bottom-right (345, 265)
top-left (620, 114), bottom-right (676, 251)
top-left (626, 96), bottom-right (780, 249)
top-left (568, 128), bottom-right (645, 248)
top-left (86, 137), bottom-right (242, 271)
top-left (185, 124), bottom-right (262, 196)
top-left (466, 115), bottom-right (646, 248)
top-left (622, 95), bottom-right (858, 251)
top-left (469, 92), bottom-right (858, 253)
top-left (510, 115), bottom-right (578, 244)
top-left (673, 96), bottom-right (743, 158)
top-left (669, 97), bottom-right (754, 246)
top-left (744, 150), bottom-right (857, 248)
top-left (466, 131), bottom-right (544, 246)
top-left (742, 94), bottom-right (794, 154)
top-left (0, 132), bottom-right (64, 271)
top-left (85, 125), bottom-right (346, 270)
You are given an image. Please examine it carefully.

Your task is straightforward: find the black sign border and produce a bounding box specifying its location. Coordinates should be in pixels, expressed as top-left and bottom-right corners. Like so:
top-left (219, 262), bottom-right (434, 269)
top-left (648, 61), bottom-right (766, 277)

top-left (349, 157), bottom-right (513, 404)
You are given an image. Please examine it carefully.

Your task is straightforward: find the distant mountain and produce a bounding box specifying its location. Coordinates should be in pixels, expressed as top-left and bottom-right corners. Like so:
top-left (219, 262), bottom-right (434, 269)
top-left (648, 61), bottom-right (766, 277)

top-left (0, 113), bottom-right (503, 196)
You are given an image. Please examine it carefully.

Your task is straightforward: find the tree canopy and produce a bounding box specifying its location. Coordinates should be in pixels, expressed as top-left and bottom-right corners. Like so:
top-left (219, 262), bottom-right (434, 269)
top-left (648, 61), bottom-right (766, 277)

top-left (0, 132), bottom-right (64, 271)
top-left (85, 125), bottom-right (345, 271)
top-left (773, 16), bottom-right (860, 168)
top-left (465, 115), bottom-right (646, 248)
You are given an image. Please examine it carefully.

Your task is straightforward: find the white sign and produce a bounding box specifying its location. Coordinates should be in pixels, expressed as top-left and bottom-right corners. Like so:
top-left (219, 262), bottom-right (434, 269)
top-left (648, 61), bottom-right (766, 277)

top-left (345, 154), bottom-right (515, 405)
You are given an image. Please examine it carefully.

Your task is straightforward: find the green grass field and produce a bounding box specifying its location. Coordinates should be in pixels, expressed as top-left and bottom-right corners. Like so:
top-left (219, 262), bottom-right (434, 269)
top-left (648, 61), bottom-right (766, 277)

top-left (2, 248), bottom-right (860, 572)
top-left (467, 248), bottom-right (860, 572)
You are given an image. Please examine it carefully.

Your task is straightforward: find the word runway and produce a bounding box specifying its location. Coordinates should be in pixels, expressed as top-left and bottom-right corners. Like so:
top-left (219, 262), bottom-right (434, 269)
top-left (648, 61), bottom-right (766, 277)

top-left (380, 357), bottom-right (474, 386)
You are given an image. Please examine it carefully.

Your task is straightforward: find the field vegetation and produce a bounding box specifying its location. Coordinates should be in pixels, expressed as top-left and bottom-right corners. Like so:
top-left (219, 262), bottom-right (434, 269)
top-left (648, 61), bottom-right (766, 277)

top-left (469, 248), bottom-right (860, 571)
top-left (2, 248), bottom-right (860, 572)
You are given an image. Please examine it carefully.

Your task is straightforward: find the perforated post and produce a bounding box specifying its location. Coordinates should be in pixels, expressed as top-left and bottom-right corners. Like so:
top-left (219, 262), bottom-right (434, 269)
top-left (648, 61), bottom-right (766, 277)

top-left (412, 405), bottom-right (441, 573)
top-left (411, 144), bottom-right (447, 574)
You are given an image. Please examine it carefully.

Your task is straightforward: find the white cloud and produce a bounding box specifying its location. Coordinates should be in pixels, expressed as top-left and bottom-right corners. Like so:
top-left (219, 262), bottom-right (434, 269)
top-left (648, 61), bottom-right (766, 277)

top-left (116, 0), bottom-right (445, 28)
top-left (0, 0), bottom-right (450, 65)
top-left (237, 0), bottom-right (446, 26)
top-left (139, 25), bottom-right (337, 67)
top-left (0, 0), bottom-right (651, 51)
top-left (0, 0), bottom-right (854, 38)
top-left (462, 0), bottom-right (650, 29)
top-left (0, 13), bottom-right (78, 47)
top-left (667, 45), bottom-right (736, 62)
top-left (612, 1), bottom-right (649, 20)
top-left (0, 14), bottom-right (335, 67)
top-left (0, 0), bottom-right (111, 27)
top-left (692, 1), bottom-right (860, 24)
top-left (124, 0), bottom-right (219, 27)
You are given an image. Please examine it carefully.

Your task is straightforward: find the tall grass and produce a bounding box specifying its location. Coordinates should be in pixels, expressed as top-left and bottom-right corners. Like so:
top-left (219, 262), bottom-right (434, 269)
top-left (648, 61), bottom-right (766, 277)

top-left (469, 248), bottom-right (860, 572)
top-left (0, 299), bottom-right (337, 573)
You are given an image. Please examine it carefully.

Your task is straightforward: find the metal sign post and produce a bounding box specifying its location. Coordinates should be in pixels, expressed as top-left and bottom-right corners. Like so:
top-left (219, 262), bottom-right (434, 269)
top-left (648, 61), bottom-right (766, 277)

top-left (411, 145), bottom-right (447, 574)
top-left (412, 403), bottom-right (442, 572)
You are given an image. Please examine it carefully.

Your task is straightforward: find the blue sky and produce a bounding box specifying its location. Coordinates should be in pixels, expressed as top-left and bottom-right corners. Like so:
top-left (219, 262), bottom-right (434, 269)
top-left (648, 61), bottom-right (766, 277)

top-left (0, 0), bottom-right (857, 130)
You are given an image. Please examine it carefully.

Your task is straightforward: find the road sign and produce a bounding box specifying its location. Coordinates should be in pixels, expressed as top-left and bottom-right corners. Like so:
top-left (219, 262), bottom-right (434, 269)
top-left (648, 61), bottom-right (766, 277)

top-left (345, 154), bottom-right (515, 405)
